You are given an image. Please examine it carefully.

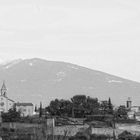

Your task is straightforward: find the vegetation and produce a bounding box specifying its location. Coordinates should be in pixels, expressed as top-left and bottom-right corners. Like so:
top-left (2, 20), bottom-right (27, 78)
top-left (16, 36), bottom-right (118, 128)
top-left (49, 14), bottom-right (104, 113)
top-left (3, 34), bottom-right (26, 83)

top-left (2, 107), bottom-right (21, 122)
top-left (116, 105), bottom-right (128, 119)
top-left (46, 95), bottom-right (114, 118)
top-left (69, 132), bottom-right (110, 140)
top-left (118, 131), bottom-right (135, 140)
top-left (39, 102), bottom-right (43, 118)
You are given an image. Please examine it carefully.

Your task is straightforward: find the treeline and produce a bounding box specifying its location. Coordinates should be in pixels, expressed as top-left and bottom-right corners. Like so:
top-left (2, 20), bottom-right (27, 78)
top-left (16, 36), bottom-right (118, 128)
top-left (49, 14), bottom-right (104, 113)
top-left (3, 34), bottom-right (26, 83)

top-left (46, 95), bottom-right (114, 118)
top-left (1, 95), bottom-right (128, 122)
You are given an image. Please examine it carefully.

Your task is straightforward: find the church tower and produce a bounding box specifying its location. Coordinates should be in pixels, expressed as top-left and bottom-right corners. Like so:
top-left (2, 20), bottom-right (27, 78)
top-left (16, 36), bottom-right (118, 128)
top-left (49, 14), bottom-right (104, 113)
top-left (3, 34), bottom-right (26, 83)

top-left (1, 81), bottom-right (7, 97)
top-left (126, 97), bottom-right (132, 109)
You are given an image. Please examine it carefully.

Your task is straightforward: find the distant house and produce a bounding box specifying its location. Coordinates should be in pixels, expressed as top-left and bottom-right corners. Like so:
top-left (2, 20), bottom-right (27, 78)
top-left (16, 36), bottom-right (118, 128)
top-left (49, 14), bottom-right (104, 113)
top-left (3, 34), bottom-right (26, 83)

top-left (126, 98), bottom-right (140, 121)
top-left (131, 106), bottom-right (140, 112)
top-left (0, 81), bottom-right (15, 112)
top-left (135, 112), bottom-right (140, 121)
top-left (15, 103), bottom-right (34, 117)
top-left (127, 110), bottom-right (135, 120)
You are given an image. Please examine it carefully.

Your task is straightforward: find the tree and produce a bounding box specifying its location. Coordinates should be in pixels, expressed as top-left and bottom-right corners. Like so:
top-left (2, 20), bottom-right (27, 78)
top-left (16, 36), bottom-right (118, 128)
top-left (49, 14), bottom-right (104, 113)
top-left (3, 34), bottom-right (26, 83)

top-left (59, 99), bottom-right (73, 117)
top-left (47, 99), bottom-right (61, 116)
top-left (46, 95), bottom-right (113, 118)
top-left (71, 95), bottom-right (100, 117)
top-left (108, 97), bottom-right (113, 114)
top-left (100, 100), bottom-right (109, 115)
top-left (39, 102), bottom-right (42, 118)
top-left (71, 95), bottom-right (87, 118)
top-left (47, 99), bottom-right (72, 117)
top-left (35, 105), bottom-right (37, 112)
top-left (84, 96), bottom-right (100, 115)
top-left (2, 107), bottom-right (21, 122)
top-left (116, 105), bottom-right (128, 119)
top-left (100, 98), bottom-right (114, 115)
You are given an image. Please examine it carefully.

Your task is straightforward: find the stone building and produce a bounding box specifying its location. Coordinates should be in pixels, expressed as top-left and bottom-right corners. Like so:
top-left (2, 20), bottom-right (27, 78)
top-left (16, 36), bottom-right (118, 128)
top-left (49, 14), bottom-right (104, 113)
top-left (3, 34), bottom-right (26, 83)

top-left (127, 98), bottom-right (140, 121)
top-left (15, 102), bottom-right (34, 116)
top-left (0, 81), bottom-right (15, 112)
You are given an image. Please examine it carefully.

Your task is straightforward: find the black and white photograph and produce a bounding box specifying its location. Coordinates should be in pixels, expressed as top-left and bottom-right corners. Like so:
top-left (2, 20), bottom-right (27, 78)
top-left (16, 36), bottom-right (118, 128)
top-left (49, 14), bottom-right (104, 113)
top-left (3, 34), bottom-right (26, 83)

top-left (0, 0), bottom-right (140, 139)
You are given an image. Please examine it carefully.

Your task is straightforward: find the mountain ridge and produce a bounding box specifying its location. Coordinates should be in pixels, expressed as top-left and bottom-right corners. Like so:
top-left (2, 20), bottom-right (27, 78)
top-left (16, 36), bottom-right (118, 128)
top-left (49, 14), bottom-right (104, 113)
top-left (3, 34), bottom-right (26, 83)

top-left (0, 58), bottom-right (139, 107)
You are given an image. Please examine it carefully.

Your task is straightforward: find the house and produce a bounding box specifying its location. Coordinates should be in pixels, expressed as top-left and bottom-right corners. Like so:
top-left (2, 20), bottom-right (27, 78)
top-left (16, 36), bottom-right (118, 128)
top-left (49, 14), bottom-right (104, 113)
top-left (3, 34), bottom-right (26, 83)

top-left (131, 106), bottom-right (140, 112)
top-left (126, 98), bottom-right (140, 121)
top-left (0, 81), bottom-right (15, 112)
top-left (0, 81), bottom-right (34, 117)
top-left (127, 110), bottom-right (135, 120)
top-left (15, 102), bottom-right (34, 117)
top-left (135, 112), bottom-right (140, 121)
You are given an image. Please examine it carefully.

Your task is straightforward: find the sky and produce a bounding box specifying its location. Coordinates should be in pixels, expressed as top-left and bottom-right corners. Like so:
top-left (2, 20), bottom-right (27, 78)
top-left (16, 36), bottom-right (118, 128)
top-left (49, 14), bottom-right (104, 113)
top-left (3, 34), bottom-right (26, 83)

top-left (0, 0), bottom-right (140, 82)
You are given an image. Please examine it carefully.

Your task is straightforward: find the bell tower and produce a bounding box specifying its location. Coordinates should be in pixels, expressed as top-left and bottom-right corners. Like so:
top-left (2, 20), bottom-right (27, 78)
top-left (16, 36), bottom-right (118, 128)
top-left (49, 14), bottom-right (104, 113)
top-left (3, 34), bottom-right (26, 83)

top-left (1, 81), bottom-right (7, 97)
top-left (126, 97), bottom-right (132, 109)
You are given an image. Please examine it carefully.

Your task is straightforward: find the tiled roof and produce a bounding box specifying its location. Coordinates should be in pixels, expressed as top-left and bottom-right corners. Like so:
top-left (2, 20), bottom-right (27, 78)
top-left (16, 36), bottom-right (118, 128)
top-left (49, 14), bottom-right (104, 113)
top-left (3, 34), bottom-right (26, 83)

top-left (7, 98), bottom-right (15, 102)
top-left (15, 103), bottom-right (33, 106)
top-left (131, 106), bottom-right (140, 108)
top-left (0, 95), bottom-right (15, 102)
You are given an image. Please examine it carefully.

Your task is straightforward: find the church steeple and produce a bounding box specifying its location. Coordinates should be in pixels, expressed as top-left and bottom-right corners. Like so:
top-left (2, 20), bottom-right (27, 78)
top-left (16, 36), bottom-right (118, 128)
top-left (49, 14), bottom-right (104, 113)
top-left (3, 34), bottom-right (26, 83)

top-left (1, 81), bottom-right (7, 97)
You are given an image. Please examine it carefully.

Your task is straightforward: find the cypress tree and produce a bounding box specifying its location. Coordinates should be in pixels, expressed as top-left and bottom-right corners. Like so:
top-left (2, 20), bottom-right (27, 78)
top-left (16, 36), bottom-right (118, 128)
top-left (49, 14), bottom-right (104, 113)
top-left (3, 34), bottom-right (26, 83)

top-left (39, 102), bottom-right (42, 118)
top-left (35, 105), bottom-right (37, 112)
top-left (108, 97), bottom-right (113, 114)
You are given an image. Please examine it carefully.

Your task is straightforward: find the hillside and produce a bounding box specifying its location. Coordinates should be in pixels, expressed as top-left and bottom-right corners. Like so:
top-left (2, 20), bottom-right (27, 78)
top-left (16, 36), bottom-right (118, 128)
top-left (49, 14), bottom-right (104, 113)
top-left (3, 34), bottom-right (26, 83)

top-left (0, 58), bottom-right (139, 106)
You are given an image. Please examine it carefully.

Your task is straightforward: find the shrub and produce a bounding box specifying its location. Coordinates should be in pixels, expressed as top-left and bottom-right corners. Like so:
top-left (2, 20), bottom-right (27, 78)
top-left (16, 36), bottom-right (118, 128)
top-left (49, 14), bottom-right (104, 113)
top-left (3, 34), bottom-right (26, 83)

top-left (136, 135), bottom-right (140, 140)
top-left (90, 134), bottom-right (109, 140)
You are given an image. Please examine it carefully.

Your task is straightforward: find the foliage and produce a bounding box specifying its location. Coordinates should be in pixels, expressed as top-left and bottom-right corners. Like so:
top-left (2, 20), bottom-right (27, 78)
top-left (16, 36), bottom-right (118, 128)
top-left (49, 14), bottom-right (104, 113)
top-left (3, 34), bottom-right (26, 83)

top-left (90, 134), bottom-right (109, 140)
top-left (39, 102), bottom-right (43, 118)
top-left (46, 95), bottom-right (114, 118)
top-left (69, 133), bottom-right (109, 140)
top-left (2, 107), bottom-right (21, 122)
top-left (116, 105), bottom-right (128, 120)
top-left (136, 135), bottom-right (140, 140)
top-left (35, 105), bottom-right (37, 112)
top-left (84, 96), bottom-right (100, 115)
top-left (100, 98), bottom-right (114, 115)
top-left (108, 98), bottom-right (113, 114)
top-left (71, 95), bottom-right (87, 118)
top-left (46, 99), bottom-right (73, 117)
top-left (118, 131), bottom-right (134, 140)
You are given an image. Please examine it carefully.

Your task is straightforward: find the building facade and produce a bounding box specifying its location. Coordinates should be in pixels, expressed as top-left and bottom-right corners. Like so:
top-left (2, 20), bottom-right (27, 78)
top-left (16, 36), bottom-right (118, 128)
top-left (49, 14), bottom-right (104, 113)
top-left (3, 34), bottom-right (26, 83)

top-left (15, 103), bottom-right (34, 117)
top-left (0, 82), bottom-right (15, 112)
top-left (0, 81), bottom-right (34, 117)
top-left (127, 98), bottom-right (140, 121)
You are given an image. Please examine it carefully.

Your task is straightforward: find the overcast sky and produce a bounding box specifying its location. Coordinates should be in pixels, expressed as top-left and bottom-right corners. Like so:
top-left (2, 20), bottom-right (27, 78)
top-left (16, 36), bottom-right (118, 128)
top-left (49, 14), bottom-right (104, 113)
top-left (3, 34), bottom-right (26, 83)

top-left (0, 0), bottom-right (140, 82)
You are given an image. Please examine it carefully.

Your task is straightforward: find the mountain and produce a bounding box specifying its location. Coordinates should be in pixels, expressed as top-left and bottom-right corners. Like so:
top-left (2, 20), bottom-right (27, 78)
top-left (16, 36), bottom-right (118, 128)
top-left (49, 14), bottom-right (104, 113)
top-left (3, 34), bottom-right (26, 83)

top-left (0, 58), bottom-right (139, 106)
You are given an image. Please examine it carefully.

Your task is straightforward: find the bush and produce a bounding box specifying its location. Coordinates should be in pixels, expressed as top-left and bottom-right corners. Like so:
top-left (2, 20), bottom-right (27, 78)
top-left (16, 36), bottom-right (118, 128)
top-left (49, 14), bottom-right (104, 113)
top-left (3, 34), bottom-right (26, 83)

top-left (2, 108), bottom-right (21, 122)
top-left (136, 135), bottom-right (140, 140)
top-left (90, 134), bottom-right (109, 140)
top-left (118, 131), bottom-right (135, 140)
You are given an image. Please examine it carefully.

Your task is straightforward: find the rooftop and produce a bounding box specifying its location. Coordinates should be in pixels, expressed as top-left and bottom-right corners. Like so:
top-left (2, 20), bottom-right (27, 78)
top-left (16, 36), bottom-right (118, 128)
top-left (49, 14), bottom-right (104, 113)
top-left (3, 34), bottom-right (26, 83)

top-left (15, 103), bottom-right (33, 106)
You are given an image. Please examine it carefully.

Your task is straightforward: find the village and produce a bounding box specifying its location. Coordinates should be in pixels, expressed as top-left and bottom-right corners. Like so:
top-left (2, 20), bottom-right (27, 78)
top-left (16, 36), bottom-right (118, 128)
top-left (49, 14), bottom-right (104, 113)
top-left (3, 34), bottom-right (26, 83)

top-left (0, 81), bottom-right (140, 140)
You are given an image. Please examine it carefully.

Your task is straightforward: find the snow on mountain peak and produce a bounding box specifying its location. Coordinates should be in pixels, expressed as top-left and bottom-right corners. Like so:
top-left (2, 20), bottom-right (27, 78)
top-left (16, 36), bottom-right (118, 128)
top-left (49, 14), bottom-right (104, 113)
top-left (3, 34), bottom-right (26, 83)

top-left (67, 65), bottom-right (79, 70)
top-left (3, 59), bottom-right (23, 69)
top-left (108, 80), bottom-right (123, 83)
